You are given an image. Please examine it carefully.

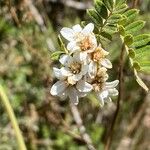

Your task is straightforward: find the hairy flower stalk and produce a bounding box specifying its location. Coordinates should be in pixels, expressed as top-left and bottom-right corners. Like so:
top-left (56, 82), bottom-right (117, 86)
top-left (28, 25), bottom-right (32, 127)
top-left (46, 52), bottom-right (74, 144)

top-left (50, 23), bottom-right (119, 106)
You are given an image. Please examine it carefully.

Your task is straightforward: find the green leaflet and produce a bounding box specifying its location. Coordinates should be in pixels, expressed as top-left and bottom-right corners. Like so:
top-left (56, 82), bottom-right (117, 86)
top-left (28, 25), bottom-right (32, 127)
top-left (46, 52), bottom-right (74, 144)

top-left (95, 0), bottom-right (108, 19)
top-left (103, 25), bottom-right (117, 34)
top-left (107, 14), bottom-right (122, 24)
top-left (134, 45), bottom-right (150, 55)
top-left (100, 32), bottom-right (112, 41)
top-left (125, 20), bottom-right (145, 34)
top-left (140, 66), bottom-right (150, 74)
top-left (50, 51), bottom-right (65, 60)
top-left (114, 4), bottom-right (128, 14)
top-left (115, 0), bottom-right (126, 6)
top-left (128, 48), bottom-right (136, 58)
top-left (123, 9), bottom-right (139, 25)
top-left (58, 35), bottom-right (68, 53)
top-left (87, 9), bottom-right (103, 26)
top-left (124, 34), bottom-right (134, 46)
top-left (132, 34), bottom-right (150, 47)
top-left (103, 0), bottom-right (113, 11)
top-left (118, 25), bottom-right (125, 35)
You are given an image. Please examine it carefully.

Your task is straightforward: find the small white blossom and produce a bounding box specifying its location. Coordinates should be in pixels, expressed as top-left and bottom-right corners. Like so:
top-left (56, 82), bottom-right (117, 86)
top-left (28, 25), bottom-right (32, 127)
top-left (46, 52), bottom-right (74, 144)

top-left (59, 52), bottom-right (89, 83)
top-left (60, 23), bottom-right (97, 53)
top-left (96, 80), bottom-right (119, 107)
top-left (50, 52), bottom-right (93, 105)
top-left (88, 45), bottom-right (112, 78)
top-left (50, 71), bottom-right (93, 105)
top-left (88, 67), bottom-right (119, 107)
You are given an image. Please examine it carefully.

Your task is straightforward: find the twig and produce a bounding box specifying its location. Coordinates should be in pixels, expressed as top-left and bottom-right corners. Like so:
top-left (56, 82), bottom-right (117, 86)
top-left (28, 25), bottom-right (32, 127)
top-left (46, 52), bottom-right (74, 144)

top-left (105, 43), bottom-right (126, 150)
top-left (70, 102), bottom-right (96, 150)
top-left (23, 0), bottom-right (56, 51)
top-left (0, 84), bottom-right (27, 150)
top-left (132, 0), bottom-right (139, 8)
top-left (45, 0), bottom-right (92, 10)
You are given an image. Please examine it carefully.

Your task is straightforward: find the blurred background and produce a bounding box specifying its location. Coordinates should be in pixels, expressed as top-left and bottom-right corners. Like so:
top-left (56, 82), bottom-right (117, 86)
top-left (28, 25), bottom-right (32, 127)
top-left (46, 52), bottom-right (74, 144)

top-left (0, 0), bottom-right (150, 150)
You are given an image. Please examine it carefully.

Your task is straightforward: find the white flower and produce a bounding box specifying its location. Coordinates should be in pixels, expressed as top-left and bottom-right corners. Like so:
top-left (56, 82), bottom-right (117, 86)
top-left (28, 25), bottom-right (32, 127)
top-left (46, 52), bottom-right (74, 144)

top-left (59, 52), bottom-right (89, 83)
top-left (60, 23), bottom-right (97, 53)
top-left (88, 45), bottom-right (112, 78)
top-left (50, 52), bottom-right (93, 105)
top-left (87, 67), bottom-right (119, 107)
top-left (50, 76), bottom-right (93, 105)
top-left (96, 80), bottom-right (119, 107)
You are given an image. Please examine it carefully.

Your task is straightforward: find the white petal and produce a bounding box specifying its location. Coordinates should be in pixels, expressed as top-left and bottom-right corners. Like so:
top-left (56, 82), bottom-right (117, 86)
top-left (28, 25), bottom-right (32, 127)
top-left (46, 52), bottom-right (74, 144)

top-left (68, 87), bottom-right (79, 105)
top-left (105, 80), bottom-right (119, 89)
top-left (82, 23), bottom-right (94, 34)
top-left (88, 61), bottom-right (97, 78)
top-left (96, 92), bottom-right (105, 107)
top-left (100, 90), bottom-right (109, 99)
top-left (60, 27), bottom-right (74, 41)
top-left (60, 67), bottom-right (72, 76)
top-left (108, 88), bottom-right (118, 96)
top-left (76, 80), bottom-right (93, 92)
top-left (57, 90), bottom-right (67, 100)
top-left (96, 91), bottom-right (109, 107)
top-left (53, 67), bottom-right (65, 80)
top-left (59, 54), bottom-right (73, 66)
top-left (67, 42), bottom-right (79, 52)
top-left (101, 59), bottom-right (112, 69)
top-left (72, 24), bottom-right (82, 32)
top-left (50, 81), bottom-right (68, 96)
top-left (71, 74), bottom-right (82, 81)
top-left (81, 64), bottom-right (88, 75)
top-left (73, 52), bottom-right (87, 63)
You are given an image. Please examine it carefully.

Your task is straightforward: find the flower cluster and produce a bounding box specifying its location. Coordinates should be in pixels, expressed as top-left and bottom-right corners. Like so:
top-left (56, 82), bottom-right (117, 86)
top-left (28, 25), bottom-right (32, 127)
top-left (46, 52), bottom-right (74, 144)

top-left (50, 23), bottom-right (119, 106)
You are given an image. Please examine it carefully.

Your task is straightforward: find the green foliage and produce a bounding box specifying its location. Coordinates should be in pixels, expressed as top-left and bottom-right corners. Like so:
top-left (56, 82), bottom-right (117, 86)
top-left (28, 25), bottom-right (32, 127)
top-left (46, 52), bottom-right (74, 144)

top-left (87, 0), bottom-right (149, 90)
top-left (87, 0), bottom-right (128, 44)
top-left (118, 7), bottom-right (150, 90)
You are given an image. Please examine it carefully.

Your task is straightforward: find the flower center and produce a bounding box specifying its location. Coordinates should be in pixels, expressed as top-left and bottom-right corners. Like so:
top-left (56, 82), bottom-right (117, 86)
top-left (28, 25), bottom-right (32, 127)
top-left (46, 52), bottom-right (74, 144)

top-left (91, 68), bottom-right (107, 91)
top-left (79, 36), bottom-right (93, 51)
top-left (92, 47), bottom-right (108, 62)
top-left (69, 62), bottom-right (81, 74)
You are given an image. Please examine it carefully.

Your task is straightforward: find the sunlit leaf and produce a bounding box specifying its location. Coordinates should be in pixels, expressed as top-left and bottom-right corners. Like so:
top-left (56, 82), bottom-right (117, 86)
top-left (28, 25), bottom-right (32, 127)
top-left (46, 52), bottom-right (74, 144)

top-left (125, 20), bottom-right (145, 34)
top-left (132, 34), bottom-right (150, 47)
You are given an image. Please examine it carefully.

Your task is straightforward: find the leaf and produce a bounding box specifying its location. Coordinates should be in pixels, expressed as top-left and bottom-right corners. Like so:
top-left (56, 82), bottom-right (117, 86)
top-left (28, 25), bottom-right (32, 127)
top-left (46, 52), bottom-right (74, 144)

top-left (118, 15), bottom-right (127, 25)
top-left (50, 51), bottom-right (65, 60)
top-left (128, 48), bottom-right (136, 58)
top-left (100, 31), bottom-right (112, 41)
top-left (103, 0), bottom-right (113, 11)
top-left (134, 45), bottom-right (150, 55)
top-left (87, 9), bottom-right (103, 26)
top-left (95, 0), bottom-right (108, 19)
top-left (124, 34), bottom-right (133, 46)
top-left (134, 46), bottom-right (150, 62)
top-left (114, 4), bottom-right (128, 14)
top-left (133, 61), bottom-right (141, 70)
top-left (115, 0), bottom-right (126, 6)
top-left (134, 69), bottom-right (149, 92)
top-left (125, 20), bottom-right (145, 34)
top-left (132, 34), bottom-right (150, 47)
top-left (123, 9), bottom-right (139, 25)
top-left (118, 25), bottom-right (125, 35)
top-left (107, 14), bottom-right (122, 24)
top-left (58, 35), bottom-right (68, 53)
top-left (103, 25), bottom-right (117, 34)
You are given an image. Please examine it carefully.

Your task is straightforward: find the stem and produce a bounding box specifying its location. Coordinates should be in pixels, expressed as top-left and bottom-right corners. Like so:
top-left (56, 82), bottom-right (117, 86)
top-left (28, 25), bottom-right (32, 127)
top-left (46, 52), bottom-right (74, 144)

top-left (0, 84), bottom-right (27, 150)
top-left (70, 102), bottom-right (96, 150)
top-left (105, 43), bottom-right (125, 150)
top-left (132, 0), bottom-right (139, 8)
